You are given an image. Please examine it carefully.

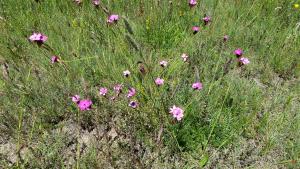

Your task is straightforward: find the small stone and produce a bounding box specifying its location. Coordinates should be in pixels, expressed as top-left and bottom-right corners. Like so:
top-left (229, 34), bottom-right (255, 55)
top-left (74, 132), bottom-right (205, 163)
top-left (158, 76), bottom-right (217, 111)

top-left (79, 131), bottom-right (96, 147)
top-left (108, 128), bottom-right (118, 140)
top-left (20, 147), bottom-right (32, 161)
top-left (0, 142), bottom-right (17, 164)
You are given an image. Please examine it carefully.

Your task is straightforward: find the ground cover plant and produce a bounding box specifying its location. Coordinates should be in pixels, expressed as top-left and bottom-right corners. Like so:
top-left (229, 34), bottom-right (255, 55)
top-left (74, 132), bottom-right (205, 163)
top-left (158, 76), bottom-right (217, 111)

top-left (0, 0), bottom-right (300, 168)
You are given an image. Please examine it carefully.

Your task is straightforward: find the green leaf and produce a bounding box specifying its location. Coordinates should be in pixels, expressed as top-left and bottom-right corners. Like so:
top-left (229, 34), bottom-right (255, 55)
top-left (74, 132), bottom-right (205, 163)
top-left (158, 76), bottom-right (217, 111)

top-left (199, 154), bottom-right (209, 168)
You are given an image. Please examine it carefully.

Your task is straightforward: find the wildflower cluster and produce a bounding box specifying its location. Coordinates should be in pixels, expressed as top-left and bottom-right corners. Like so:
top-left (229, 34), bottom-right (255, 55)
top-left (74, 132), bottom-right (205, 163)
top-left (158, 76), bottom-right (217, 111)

top-left (72, 95), bottom-right (92, 111)
top-left (27, 0), bottom-right (251, 123)
top-left (234, 49), bottom-right (250, 65)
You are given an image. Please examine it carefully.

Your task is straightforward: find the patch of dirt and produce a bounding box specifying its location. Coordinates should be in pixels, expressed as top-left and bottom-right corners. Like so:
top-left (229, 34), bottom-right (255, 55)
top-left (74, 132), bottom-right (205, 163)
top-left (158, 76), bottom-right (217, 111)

top-left (0, 117), bottom-right (289, 168)
top-left (0, 141), bottom-right (17, 165)
top-left (0, 118), bottom-right (183, 168)
top-left (205, 138), bottom-right (285, 169)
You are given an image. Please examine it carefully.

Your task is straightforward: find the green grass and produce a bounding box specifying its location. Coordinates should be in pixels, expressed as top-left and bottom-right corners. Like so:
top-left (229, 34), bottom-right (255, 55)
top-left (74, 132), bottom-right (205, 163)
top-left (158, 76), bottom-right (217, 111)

top-left (0, 0), bottom-right (299, 168)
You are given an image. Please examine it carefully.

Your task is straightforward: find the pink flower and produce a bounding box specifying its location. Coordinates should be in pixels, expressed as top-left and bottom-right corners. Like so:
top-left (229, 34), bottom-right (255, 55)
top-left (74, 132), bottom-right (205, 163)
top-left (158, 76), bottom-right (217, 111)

top-left (29, 33), bottom-right (38, 42)
top-left (239, 57), bottom-right (250, 65)
top-left (203, 16), bottom-right (211, 25)
top-left (129, 101), bottom-right (138, 108)
top-left (192, 26), bottom-right (200, 34)
top-left (155, 78), bottom-right (164, 86)
top-left (51, 56), bottom-right (59, 64)
top-left (114, 84), bottom-right (123, 93)
top-left (29, 32), bottom-right (48, 44)
top-left (107, 14), bottom-right (119, 23)
top-left (123, 70), bottom-right (131, 77)
top-left (192, 82), bottom-right (203, 90)
top-left (127, 88), bottom-right (136, 98)
top-left (72, 95), bottom-right (80, 103)
top-left (223, 35), bottom-right (229, 42)
top-left (189, 0), bottom-right (197, 7)
top-left (160, 60), bottom-right (168, 67)
top-left (181, 53), bottom-right (189, 62)
top-left (92, 0), bottom-right (100, 6)
top-left (169, 105), bottom-right (184, 121)
top-left (78, 99), bottom-right (92, 111)
top-left (99, 87), bottom-right (108, 96)
top-left (234, 48), bottom-right (243, 57)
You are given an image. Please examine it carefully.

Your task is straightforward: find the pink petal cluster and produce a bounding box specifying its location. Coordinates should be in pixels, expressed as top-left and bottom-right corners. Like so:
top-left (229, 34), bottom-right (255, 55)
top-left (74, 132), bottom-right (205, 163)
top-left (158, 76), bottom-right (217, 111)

top-left (123, 70), bottom-right (131, 77)
top-left (127, 88), bottom-right (136, 98)
top-left (189, 0), bottom-right (197, 7)
top-left (29, 32), bottom-right (48, 43)
top-left (192, 26), bottom-right (200, 34)
top-left (223, 35), bottom-right (229, 42)
top-left (99, 87), bottom-right (108, 96)
top-left (234, 48), bottom-right (243, 57)
top-left (92, 0), bottom-right (100, 6)
top-left (192, 82), bottom-right (202, 90)
top-left (203, 16), bottom-right (211, 25)
top-left (72, 95), bottom-right (93, 111)
top-left (51, 56), bottom-right (59, 64)
top-left (160, 60), bottom-right (168, 67)
top-left (181, 53), bottom-right (189, 62)
top-left (78, 99), bottom-right (93, 111)
top-left (239, 57), bottom-right (250, 65)
top-left (155, 78), bottom-right (164, 86)
top-left (114, 84), bottom-right (123, 93)
top-left (170, 105), bottom-right (184, 121)
top-left (72, 95), bottom-right (81, 103)
top-left (107, 14), bottom-right (119, 23)
top-left (129, 101), bottom-right (138, 108)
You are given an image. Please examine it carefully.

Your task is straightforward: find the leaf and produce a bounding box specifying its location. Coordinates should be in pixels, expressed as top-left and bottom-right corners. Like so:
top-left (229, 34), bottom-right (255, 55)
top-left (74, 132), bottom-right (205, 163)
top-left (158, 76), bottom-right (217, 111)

top-left (123, 17), bottom-right (134, 35)
top-left (125, 34), bottom-right (139, 51)
top-left (199, 154), bottom-right (209, 167)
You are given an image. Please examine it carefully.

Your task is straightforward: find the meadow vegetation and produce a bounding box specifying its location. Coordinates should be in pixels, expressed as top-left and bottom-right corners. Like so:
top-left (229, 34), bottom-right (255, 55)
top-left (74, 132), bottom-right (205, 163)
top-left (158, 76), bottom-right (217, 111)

top-left (0, 0), bottom-right (299, 168)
